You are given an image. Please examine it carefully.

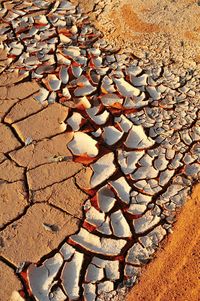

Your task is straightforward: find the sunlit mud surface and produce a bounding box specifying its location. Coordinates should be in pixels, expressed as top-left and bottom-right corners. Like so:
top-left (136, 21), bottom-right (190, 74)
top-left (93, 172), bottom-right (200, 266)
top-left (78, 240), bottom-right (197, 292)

top-left (0, 1), bottom-right (199, 301)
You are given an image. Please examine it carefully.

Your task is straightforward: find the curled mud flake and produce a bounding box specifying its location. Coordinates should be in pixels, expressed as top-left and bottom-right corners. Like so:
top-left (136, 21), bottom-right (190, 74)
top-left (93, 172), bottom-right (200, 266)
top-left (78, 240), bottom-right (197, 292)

top-left (90, 153), bottom-right (116, 188)
top-left (86, 105), bottom-right (110, 125)
top-left (100, 93), bottom-right (123, 107)
top-left (115, 115), bottom-right (133, 132)
top-left (185, 163), bottom-right (200, 177)
top-left (27, 253), bottom-right (63, 301)
top-left (71, 64), bottom-right (83, 78)
top-left (97, 281), bottom-right (114, 294)
top-left (113, 77), bottom-right (140, 97)
top-left (124, 265), bottom-right (141, 283)
top-left (133, 207), bottom-right (161, 234)
top-left (62, 46), bottom-right (81, 58)
top-left (85, 206), bottom-right (106, 229)
top-left (118, 149), bottom-right (144, 174)
top-left (139, 225), bottom-right (167, 250)
top-left (123, 95), bottom-right (148, 109)
top-left (83, 283), bottom-right (96, 301)
top-left (68, 132), bottom-right (98, 157)
top-left (125, 124), bottom-right (155, 149)
top-left (146, 86), bottom-right (161, 100)
top-left (159, 169), bottom-right (175, 186)
top-left (43, 74), bottom-right (62, 91)
top-left (110, 210), bottom-right (132, 238)
top-left (60, 243), bottom-right (75, 260)
top-left (97, 185), bottom-right (116, 213)
top-left (101, 76), bottom-right (116, 94)
top-left (109, 177), bottom-right (131, 204)
top-left (48, 92), bottom-right (57, 104)
top-left (69, 228), bottom-right (127, 256)
top-left (97, 217), bottom-right (112, 235)
top-left (85, 264), bottom-right (104, 283)
top-left (126, 243), bottom-right (152, 265)
top-left (67, 112), bottom-right (84, 131)
top-left (127, 203), bottom-right (147, 215)
top-left (34, 88), bottom-right (49, 103)
top-left (74, 75), bottom-right (96, 97)
top-left (102, 126), bottom-right (124, 146)
top-left (59, 33), bottom-right (72, 44)
top-left (75, 96), bottom-right (91, 110)
top-left (59, 66), bottom-right (69, 84)
top-left (49, 287), bottom-right (66, 301)
top-left (56, 53), bottom-right (71, 65)
top-left (130, 73), bottom-right (148, 87)
top-left (131, 165), bottom-right (158, 180)
top-left (62, 251), bottom-right (84, 300)
top-left (62, 86), bottom-right (71, 99)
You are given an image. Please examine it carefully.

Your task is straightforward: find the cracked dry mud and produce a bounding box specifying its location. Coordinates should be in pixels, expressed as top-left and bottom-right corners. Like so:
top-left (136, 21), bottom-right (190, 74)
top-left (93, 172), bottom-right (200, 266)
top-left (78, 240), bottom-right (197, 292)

top-left (0, 1), bottom-right (199, 301)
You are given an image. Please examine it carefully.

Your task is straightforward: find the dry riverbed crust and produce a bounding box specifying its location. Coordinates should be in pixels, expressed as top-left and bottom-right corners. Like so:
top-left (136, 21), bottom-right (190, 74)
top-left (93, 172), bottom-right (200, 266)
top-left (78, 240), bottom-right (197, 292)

top-left (0, 1), bottom-right (199, 301)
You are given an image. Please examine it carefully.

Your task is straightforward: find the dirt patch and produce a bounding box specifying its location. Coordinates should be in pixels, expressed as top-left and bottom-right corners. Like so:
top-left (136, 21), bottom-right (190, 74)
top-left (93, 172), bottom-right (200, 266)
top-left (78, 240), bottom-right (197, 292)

top-left (0, 261), bottom-right (23, 301)
top-left (127, 184), bottom-right (200, 301)
top-left (78, 0), bottom-right (200, 64)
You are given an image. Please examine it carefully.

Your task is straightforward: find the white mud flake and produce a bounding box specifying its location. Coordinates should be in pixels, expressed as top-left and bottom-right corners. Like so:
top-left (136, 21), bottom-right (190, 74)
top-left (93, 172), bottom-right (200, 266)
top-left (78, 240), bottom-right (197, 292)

top-left (49, 287), bottom-right (66, 301)
top-left (86, 104), bottom-right (110, 125)
top-left (90, 153), bottom-right (116, 188)
top-left (85, 264), bottom-right (104, 283)
top-left (126, 243), bottom-right (152, 265)
top-left (133, 207), bottom-right (161, 234)
top-left (131, 165), bottom-right (158, 180)
top-left (118, 149), bottom-right (144, 174)
top-left (83, 283), bottom-right (96, 301)
top-left (146, 86), bottom-right (161, 100)
top-left (97, 281), bottom-right (114, 294)
top-left (100, 93), bottom-right (123, 107)
top-left (70, 228), bottom-right (126, 256)
top-left (125, 125), bottom-right (155, 149)
top-left (115, 115), bottom-right (133, 132)
top-left (109, 177), bottom-right (131, 204)
top-left (59, 243), bottom-right (75, 260)
top-left (113, 77), bottom-right (140, 97)
top-left (68, 132), bottom-right (98, 157)
top-left (67, 112), bottom-right (83, 131)
top-left (74, 75), bottom-right (96, 96)
top-left (85, 206), bottom-right (105, 228)
top-left (62, 251), bottom-right (84, 300)
top-left (130, 74), bottom-right (148, 87)
top-left (28, 253), bottom-right (63, 301)
top-left (110, 210), bottom-right (132, 238)
top-left (97, 185), bottom-right (116, 213)
top-left (102, 126), bottom-right (124, 145)
top-left (59, 66), bottom-right (69, 84)
top-left (34, 88), bottom-right (49, 103)
top-left (43, 74), bottom-right (61, 91)
top-left (97, 217), bottom-right (112, 235)
top-left (139, 225), bottom-right (167, 250)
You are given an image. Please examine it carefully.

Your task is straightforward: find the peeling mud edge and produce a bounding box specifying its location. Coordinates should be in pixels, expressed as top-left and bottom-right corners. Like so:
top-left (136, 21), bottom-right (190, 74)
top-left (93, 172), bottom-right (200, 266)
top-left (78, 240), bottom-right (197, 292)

top-left (97, 182), bottom-right (200, 301)
top-left (12, 181), bottom-right (198, 301)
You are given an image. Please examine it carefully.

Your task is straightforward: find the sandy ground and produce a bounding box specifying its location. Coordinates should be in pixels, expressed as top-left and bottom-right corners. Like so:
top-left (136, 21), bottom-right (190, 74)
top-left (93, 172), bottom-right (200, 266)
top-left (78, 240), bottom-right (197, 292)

top-left (127, 184), bottom-right (200, 301)
top-left (0, 0), bottom-right (199, 300)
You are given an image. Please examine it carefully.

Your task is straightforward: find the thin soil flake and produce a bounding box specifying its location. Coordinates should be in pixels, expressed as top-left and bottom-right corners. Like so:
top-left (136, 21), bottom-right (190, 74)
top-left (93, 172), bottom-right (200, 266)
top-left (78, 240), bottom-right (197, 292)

top-left (0, 0), bottom-right (199, 301)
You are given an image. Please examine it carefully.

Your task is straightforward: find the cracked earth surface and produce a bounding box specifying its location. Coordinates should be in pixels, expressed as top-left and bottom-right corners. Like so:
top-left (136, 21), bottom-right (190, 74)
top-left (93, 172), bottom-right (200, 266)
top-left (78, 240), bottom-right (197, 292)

top-left (0, 0), bottom-right (199, 301)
